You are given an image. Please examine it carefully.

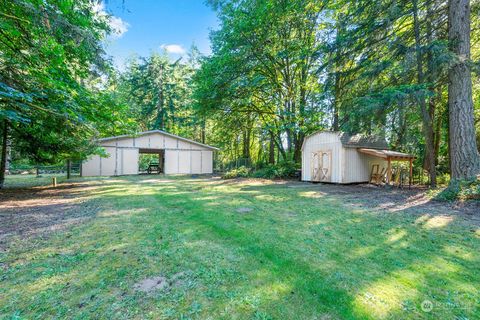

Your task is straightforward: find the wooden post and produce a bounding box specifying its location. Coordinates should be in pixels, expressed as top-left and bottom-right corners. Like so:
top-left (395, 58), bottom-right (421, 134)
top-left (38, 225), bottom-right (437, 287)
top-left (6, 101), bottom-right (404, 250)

top-left (67, 159), bottom-right (71, 179)
top-left (0, 120), bottom-right (8, 189)
top-left (409, 158), bottom-right (413, 188)
top-left (386, 158), bottom-right (392, 185)
top-left (52, 177), bottom-right (57, 187)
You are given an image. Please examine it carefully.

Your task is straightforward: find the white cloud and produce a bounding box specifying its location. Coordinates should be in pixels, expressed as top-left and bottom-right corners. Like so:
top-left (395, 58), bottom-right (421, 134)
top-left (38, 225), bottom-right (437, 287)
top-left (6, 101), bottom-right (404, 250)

top-left (160, 44), bottom-right (186, 55)
top-left (92, 1), bottom-right (129, 38)
top-left (109, 16), bottom-right (129, 38)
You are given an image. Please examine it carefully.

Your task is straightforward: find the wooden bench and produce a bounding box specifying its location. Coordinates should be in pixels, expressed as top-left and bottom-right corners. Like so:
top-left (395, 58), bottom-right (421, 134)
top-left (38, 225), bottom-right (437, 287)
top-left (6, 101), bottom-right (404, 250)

top-left (370, 164), bottom-right (386, 184)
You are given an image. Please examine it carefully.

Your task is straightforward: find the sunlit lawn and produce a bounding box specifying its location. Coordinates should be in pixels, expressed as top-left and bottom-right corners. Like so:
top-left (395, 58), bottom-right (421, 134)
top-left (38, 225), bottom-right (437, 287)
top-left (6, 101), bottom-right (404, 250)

top-left (0, 175), bottom-right (478, 319)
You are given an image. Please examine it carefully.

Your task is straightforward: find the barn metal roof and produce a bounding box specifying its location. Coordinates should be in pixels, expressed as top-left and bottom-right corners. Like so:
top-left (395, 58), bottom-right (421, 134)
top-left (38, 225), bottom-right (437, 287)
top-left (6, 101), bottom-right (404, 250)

top-left (97, 130), bottom-right (220, 151)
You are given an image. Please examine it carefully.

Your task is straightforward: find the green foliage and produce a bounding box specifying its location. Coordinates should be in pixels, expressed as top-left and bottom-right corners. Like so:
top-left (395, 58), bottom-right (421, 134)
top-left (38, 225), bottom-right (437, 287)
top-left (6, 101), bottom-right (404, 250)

top-left (118, 46), bottom-right (205, 141)
top-left (195, 0), bottom-right (326, 164)
top-left (197, 0), bottom-right (480, 185)
top-left (0, 0), bottom-right (129, 164)
top-left (2, 0), bottom-right (479, 185)
top-left (222, 166), bottom-right (250, 179)
top-left (222, 162), bottom-right (298, 179)
top-left (252, 162), bottom-right (298, 179)
top-left (138, 154), bottom-right (160, 171)
top-left (434, 178), bottom-right (480, 201)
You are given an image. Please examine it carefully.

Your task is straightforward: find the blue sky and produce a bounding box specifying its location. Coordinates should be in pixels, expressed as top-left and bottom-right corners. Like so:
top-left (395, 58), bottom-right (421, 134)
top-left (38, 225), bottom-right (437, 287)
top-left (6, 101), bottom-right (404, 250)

top-left (101, 0), bottom-right (219, 69)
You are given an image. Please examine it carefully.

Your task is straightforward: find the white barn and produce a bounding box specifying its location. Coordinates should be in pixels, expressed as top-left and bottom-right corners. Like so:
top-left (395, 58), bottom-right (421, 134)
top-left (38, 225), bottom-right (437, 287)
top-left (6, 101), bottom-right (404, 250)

top-left (81, 130), bottom-right (219, 177)
top-left (301, 131), bottom-right (414, 184)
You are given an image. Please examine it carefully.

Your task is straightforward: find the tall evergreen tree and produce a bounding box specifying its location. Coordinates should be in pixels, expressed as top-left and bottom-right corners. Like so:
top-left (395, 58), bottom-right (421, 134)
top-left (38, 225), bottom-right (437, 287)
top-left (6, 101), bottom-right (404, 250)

top-left (448, 0), bottom-right (480, 180)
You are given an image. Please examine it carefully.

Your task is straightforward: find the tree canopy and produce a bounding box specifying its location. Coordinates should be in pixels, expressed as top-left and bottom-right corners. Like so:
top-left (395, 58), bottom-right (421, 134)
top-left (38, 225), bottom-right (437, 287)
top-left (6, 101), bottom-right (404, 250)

top-left (1, 0), bottom-right (479, 187)
top-left (0, 1), bottom-right (133, 179)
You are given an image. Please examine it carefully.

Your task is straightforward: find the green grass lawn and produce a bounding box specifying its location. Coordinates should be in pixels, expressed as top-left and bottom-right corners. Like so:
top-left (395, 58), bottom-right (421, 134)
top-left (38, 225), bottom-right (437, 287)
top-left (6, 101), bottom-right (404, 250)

top-left (0, 175), bottom-right (478, 319)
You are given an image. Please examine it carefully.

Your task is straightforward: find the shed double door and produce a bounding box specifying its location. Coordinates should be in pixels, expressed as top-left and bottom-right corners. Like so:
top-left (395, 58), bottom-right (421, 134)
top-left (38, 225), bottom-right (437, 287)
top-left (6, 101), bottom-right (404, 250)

top-left (311, 150), bottom-right (332, 182)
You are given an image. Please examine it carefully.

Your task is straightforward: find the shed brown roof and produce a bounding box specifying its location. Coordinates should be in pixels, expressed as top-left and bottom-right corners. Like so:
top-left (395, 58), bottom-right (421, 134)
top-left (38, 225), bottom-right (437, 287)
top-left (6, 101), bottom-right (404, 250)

top-left (338, 132), bottom-right (388, 150)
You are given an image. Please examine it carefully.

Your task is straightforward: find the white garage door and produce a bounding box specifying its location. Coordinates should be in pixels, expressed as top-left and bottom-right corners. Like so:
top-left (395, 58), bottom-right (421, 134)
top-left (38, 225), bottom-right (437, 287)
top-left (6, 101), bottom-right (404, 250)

top-left (164, 150), bottom-right (179, 174)
top-left (178, 150), bottom-right (191, 174)
top-left (120, 148), bottom-right (139, 175)
top-left (191, 151), bottom-right (202, 174)
top-left (82, 155), bottom-right (101, 176)
top-left (101, 147), bottom-right (116, 176)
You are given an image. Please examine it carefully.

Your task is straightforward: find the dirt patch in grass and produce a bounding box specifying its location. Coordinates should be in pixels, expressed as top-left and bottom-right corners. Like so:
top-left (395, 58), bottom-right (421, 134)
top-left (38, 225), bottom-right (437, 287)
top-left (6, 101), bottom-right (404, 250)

top-left (236, 207), bottom-right (253, 214)
top-left (134, 276), bottom-right (169, 292)
top-left (134, 272), bottom-right (187, 294)
top-left (0, 182), bottom-right (100, 250)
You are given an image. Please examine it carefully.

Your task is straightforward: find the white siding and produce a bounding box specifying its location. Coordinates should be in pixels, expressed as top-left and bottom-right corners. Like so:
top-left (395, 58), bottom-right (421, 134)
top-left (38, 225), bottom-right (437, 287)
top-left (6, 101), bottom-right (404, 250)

top-left (178, 150), bottom-right (191, 173)
top-left (201, 151), bottom-right (213, 173)
top-left (191, 151), bottom-right (202, 174)
top-left (100, 147), bottom-right (116, 176)
top-left (134, 136), bottom-right (150, 148)
top-left (301, 132), bottom-right (343, 183)
top-left (82, 155), bottom-right (101, 176)
top-left (165, 136), bottom-right (177, 149)
top-left (164, 150), bottom-right (179, 174)
top-left (117, 138), bottom-right (133, 147)
top-left (120, 148), bottom-right (139, 175)
top-left (178, 140), bottom-right (191, 150)
top-left (150, 133), bottom-right (164, 149)
top-left (83, 131), bottom-right (216, 177)
top-left (302, 131), bottom-right (390, 183)
top-left (341, 148), bottom-right (389, 183)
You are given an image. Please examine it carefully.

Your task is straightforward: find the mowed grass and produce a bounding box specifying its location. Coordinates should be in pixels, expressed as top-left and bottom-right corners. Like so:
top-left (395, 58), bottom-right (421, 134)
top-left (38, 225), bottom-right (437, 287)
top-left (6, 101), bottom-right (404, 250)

top-left (0, 175), bottom-right (479, 319)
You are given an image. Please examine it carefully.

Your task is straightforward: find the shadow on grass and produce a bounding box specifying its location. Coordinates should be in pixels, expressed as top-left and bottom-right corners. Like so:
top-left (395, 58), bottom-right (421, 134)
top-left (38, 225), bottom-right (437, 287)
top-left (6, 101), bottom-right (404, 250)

top-left (0, 176), bottom-right (478, 319)
top-left (89, 178), bottom-right (479, 318)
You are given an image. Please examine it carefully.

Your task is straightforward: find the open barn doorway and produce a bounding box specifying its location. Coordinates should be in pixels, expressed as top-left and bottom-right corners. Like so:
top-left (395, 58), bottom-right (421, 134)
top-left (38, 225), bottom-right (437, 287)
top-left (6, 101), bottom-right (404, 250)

top-left (138, 149), bottom-right (164, 174)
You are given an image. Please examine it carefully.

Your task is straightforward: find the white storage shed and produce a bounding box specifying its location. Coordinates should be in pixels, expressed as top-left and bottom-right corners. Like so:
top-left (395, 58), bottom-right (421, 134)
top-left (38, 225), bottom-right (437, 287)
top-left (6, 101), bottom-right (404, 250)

top-left (81, 130), bottom-right (219, 177)
top-left (301, 131), bottom-right (414, 184)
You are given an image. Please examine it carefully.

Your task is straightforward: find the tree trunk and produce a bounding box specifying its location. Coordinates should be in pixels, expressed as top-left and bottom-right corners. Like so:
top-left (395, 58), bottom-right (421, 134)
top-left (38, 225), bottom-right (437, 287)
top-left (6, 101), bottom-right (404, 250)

top-left (274, 132), bottom-right (287, 162)
top-left (434, 108), bottom-right (442, 165)
top-left (448, 0), bottom-right (480, 180)
top-left (332, 72), bottom-right (340, 131)
top-left (67, 159), bottom-right (72, 179)
top-left (157, 64), bottom-right (165, 130)
top-left (396, 103), bottom-right (407, 148)
top-left (426, 0), bottom-right (442, 168)
top-left (332, 13), bottom-right (344, 131)
top-left (413, 0), bottom-right (437, 186)
top-left (0, 120), bottom-right (8, 189)
top-left (285, 128), bottom-right (293, 155)
top-left (5, 136), bottom-right (10, 175)
top-left (293, 133), bottom-right (304, 163)
top-left (201, 118), bottom-right (206, 144)
top-left (242, 129), bottom-right (250, 160)
top-left (269, 131), bottom-right (275, 164)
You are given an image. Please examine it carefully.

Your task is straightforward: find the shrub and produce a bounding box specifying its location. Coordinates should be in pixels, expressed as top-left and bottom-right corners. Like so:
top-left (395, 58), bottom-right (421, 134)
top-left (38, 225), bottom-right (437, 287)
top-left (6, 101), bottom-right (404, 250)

top-left (252, 162), bottom-right (298, 179)
top-left (222, 166), bottom-right (250, 179)
top-left (222, 162), bottom-right (299, 180)
top-left (434, 178), bottom-right (480, 201)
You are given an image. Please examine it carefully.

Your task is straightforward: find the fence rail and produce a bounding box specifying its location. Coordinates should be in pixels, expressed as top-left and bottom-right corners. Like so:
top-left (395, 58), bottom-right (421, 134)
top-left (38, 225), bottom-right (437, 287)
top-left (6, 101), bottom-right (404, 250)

top-left (8, 162), bottom-right (81, 176)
